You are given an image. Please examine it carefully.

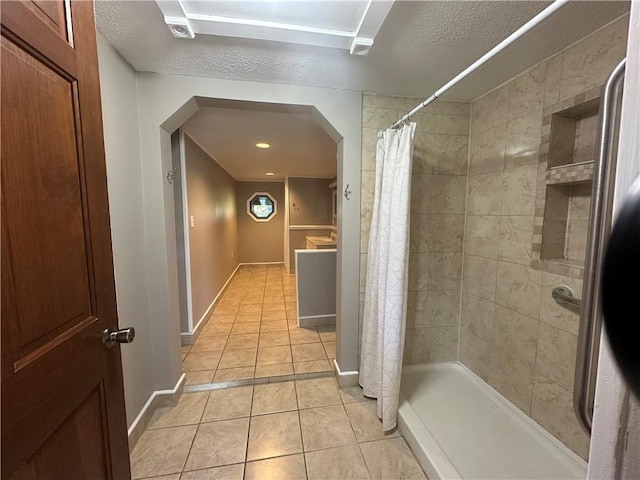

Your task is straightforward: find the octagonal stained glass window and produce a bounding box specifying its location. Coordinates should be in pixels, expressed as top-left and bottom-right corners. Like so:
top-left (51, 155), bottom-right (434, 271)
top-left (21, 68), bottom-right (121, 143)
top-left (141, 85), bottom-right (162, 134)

top-left (247, 192), bottom-right (277, 222)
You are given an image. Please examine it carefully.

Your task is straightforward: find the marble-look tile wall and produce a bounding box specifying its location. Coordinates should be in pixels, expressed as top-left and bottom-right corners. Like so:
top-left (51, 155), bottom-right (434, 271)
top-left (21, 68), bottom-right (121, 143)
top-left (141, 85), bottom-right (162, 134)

top-left (460, 14), bottom-right (629, 460)
top-left (359, 95), bottom-right (470, 367)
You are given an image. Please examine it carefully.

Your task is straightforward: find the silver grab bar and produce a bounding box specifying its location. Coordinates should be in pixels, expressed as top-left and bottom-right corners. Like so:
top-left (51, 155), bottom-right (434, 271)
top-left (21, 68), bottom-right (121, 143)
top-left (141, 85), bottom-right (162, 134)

top-left (574, 58), bottom-right (626, 435)
top-left (552, 285), bottom-right (582, 309)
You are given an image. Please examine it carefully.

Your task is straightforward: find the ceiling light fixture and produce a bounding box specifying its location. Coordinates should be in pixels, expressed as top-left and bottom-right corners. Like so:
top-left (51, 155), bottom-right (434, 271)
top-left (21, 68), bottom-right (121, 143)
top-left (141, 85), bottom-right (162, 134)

top-left (255, 143), bottom-right (271, 149)
top-left (265, 172), bottom-right (275, 176)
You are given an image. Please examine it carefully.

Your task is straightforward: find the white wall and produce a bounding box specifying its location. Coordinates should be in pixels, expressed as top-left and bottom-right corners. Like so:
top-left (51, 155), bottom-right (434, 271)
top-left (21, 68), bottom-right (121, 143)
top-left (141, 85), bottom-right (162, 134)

top-left (134, 72), bottom-right (363, 390)
top-left (96, 33), bottom-right (154, 427)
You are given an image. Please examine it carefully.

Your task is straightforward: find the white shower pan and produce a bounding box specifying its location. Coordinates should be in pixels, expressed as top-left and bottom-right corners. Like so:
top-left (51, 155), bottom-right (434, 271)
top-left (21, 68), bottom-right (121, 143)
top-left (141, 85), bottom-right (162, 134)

top-left (398, 362), bottom-right (587, 480)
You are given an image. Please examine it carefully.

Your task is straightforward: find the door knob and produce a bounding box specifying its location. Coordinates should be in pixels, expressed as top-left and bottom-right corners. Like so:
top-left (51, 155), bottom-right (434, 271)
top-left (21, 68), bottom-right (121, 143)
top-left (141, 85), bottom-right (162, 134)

top-left (102, 327), bottom-right (135, 348)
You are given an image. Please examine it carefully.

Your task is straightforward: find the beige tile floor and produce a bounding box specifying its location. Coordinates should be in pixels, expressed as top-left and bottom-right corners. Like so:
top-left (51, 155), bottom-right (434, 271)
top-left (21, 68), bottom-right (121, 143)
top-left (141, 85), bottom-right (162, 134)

top-left (182, 265), bottom-right (336, 385)
top-left (131, 377), bottom-right (428, 480)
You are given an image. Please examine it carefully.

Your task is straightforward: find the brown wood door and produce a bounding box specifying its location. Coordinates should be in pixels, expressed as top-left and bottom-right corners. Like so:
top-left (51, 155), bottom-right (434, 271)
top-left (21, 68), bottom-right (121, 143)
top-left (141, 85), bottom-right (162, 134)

top-left (1, 1), bottom-right (131, 478)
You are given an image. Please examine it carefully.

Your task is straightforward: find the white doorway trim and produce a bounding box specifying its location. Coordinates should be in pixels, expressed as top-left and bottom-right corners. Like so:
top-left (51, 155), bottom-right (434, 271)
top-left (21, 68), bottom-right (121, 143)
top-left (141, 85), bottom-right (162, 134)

top-left (284, 176), bottom-right (291, 273)
top-left (134, 74), bottom-right (362, 390)
top-left (177, 129), bottom-right (194, 333)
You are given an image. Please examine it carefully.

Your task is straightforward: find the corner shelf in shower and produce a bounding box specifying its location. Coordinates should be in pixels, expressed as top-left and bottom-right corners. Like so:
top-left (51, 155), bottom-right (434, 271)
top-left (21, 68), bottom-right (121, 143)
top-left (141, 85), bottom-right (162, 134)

top-left (531, 85), bottom-right (602, 280)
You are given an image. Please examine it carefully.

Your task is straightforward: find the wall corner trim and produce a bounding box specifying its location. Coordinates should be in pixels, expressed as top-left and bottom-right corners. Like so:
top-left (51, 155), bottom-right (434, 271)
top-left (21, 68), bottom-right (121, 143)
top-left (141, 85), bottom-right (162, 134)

top-left (333, 358), bottom-right (359, 388)
top-left (127, 373), bottom-right (187, 453)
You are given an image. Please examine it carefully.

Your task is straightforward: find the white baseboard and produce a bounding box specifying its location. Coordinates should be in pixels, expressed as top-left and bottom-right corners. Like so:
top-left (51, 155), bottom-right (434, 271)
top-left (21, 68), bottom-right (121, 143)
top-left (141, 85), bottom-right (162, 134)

top-left (238, 262), bottom-right (285, 266)
top-left (181, 263), bottom-right (241, 346)
top-left (333, 358), bottom-right (359, 388)
top-left (127, 373), bottom-right (186, 452)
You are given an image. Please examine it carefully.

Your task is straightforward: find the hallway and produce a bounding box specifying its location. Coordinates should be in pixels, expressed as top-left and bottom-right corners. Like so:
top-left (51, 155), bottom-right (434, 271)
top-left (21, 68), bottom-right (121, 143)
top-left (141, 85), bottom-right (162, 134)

top-left (182, 264), bottom-right (336, 385)
top-left (129, 264), bottom-right (428, 479)
top-left (130, 377), bottom-right (427, 479)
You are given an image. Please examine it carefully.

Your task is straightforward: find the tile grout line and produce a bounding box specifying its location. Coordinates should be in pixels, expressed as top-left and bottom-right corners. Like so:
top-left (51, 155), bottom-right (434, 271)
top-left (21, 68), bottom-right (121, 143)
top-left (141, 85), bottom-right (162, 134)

top-left (178, 462), bottom-right (245, 478)
top-left (281, 264), bottom-right (296, 381)
top-left (242, 383), bottom-right (255, 476)
top-left (171, 391), bottom-right (212, 474)
top-left (357, 439), bottom-right (375, 480)
top-left (529, 268), bottom-right (548, 415)
top-left (292, 376), bottom-right (309, 480)
top-left (179, 414), bottom-right (202, 476)
top-left (145, 382), bottom-right (391, 478)
top-left (187, 264), bottom-right (333, 387)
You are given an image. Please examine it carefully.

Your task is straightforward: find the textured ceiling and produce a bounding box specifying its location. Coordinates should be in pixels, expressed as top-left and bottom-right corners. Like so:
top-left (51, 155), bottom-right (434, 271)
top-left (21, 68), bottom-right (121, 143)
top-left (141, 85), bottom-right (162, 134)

top-left (182, 105), bottom-right (337, 182)
top-left (95, 1), bottom-right (630, 100)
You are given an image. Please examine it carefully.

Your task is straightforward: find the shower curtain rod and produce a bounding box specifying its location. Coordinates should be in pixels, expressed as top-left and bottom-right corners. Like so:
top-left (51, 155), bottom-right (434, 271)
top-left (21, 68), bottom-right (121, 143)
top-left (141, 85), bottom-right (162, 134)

top-left (389, 0), bottom-right (570, 129)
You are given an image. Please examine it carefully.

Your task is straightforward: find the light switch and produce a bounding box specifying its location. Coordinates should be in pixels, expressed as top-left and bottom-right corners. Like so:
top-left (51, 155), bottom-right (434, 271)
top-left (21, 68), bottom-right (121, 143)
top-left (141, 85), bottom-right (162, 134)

top-left (190, 215), bottom-right (195, 228)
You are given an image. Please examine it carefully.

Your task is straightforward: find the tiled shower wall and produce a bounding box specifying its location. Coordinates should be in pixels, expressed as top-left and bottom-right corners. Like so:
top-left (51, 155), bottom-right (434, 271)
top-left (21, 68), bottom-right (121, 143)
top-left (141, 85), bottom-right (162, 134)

top-left (358, 13), bottom-right (629, 462)
top-left (460, 15), bottom-right (629, 459)
top-left (359, 96), bottom-right (470, 365)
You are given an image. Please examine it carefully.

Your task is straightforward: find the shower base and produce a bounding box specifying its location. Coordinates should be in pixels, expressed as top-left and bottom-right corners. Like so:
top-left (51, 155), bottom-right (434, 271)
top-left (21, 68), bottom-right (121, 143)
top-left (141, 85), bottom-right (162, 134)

top-left (398, 362), bottom-right (587, 479)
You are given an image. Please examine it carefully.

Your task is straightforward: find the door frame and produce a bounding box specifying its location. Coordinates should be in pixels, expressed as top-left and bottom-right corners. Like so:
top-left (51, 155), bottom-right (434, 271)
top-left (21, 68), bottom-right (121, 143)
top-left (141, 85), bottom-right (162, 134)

top-left (588, 3), bottom-right (640, 475)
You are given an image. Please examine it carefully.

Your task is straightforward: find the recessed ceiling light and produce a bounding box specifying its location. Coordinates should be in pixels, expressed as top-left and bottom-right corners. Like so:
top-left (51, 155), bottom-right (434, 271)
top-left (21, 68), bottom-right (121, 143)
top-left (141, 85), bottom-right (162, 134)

top-left (255, 143), bottom-right (271, 149)
top-left (265, 172), bottom-right (275, 176)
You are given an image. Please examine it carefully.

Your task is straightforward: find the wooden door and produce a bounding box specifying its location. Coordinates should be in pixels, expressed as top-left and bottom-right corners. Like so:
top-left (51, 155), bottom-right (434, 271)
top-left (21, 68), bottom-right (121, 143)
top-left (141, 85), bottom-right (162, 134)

top-left (1, 1), bottom-right (131, 478)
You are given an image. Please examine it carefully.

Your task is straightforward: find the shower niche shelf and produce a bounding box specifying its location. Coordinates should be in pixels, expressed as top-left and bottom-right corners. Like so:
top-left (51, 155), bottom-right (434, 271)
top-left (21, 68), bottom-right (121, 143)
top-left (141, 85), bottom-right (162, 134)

top-left (531, 86), bottom-right (601, 279)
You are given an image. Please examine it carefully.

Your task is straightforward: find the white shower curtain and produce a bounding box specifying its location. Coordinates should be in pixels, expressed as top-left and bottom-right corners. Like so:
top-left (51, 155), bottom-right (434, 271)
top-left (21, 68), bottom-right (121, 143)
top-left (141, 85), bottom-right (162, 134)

top-left (359, 122), bottom-right (415, 431)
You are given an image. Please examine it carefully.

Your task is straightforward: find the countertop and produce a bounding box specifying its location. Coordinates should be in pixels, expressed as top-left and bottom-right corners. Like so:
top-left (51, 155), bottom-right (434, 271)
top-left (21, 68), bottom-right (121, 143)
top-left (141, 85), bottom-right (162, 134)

top-left (306, 236), bottom-right (337, 248)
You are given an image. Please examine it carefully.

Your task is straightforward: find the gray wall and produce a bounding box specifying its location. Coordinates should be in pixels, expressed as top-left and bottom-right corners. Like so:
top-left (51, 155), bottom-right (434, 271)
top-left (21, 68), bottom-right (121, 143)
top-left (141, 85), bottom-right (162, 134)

top-left (289, 177), bottom-right (333, 225)
top-left (288, 177), bottom-right (335, 273)
top-left (96, 33), bottom-right (154, 428)
top-left (296, 250), bottom-right (337, 317)
top-left (97, 39), bottom-right (362, 429)
top-left (236, 181), bottom-right (285, 264)
top-left (184, 135), bottom-right (239, 325)
top-left (133, 69), bottom-right (361, 396)
top-left (289, 228), bottom-right (333, 272)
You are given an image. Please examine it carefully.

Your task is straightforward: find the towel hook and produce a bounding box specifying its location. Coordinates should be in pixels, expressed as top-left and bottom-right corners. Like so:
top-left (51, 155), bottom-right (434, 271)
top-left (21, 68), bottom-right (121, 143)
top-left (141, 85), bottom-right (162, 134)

top-left (166, 166), bottom-right (177, 184)
top-left (344, 184), bottom-right (352, 200)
